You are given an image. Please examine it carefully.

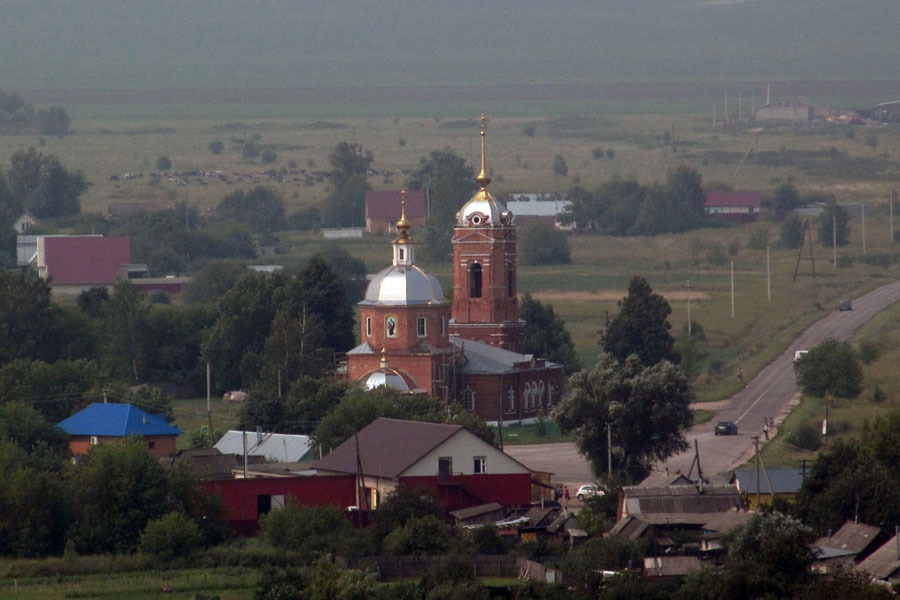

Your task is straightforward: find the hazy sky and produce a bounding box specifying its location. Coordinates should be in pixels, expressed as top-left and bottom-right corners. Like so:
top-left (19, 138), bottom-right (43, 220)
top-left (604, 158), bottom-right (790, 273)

top-left (2, 1), bottom-right (898, 90)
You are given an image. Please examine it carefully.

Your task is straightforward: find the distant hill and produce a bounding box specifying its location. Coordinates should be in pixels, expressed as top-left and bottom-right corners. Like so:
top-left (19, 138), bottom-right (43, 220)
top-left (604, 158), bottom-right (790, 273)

top-left (2, 1), bottom-right (899, 92)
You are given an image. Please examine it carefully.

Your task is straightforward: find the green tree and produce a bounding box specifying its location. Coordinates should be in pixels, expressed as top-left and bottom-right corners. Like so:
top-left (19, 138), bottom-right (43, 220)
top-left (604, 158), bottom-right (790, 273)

top-left (7, 148), bottom-right (87, 218)
top-left (208, 139), bottom-right (224, 154)
top-left (471, 525), bottom-right (507, 555)
top-left (383, 515), bottom-right (453, 555)
top-left (77, 286), bottom-right (109, 318)
top-left (321, 142), bottom-right (373, 228)
top-left (260, 502), bottom-right (360, 561)
top-left (773, 181), bottom-right (802, 211)
top-left (520, 293), bottom-right (579, 372)
top-left (295, 253), bottom-right (355, 353)
top-left (139, 511), bottom-right (203, 561)
top-left (552, 154), bottom-right (568, 177)
top-left (0, 359), bottom-right (102, 422)
top-left (0, 271), bottom-right (58, 365)
top-left (555, 353), bottom-right (694, 480)
top-left (155, 155), bottom-right (172, 171)
top-left (797, 339), bottom-right (862, 398)
top-left (371, 485), bottom-right (444, 547)
top-left (279, 376), bottom-right (351, 434)
top-left (101, 281), bottom-right (152, 382)
top-left (519, 222), bottom-right (570, 265)
top-left (0, 401), bottom-right (70, 459)
top-left (261, 148), bottom-right (278, 164)
top-left (36, 106), bottom-right (70, 136)
top-left (184, 259), bottom-right (248, 304)
top-left (406, 149), bottom-right (476, 262)
top-left (603, 275), bottom-right (678, 366)
top-left (818, 199), bottom-right (851, 247)
top-left (0, 464), bottom-right (69, 557)
top-left (727, 512), bottom-right (815, 595)
top-left (242, 140), bottom-right (261, 160)
top-left (216, 185), bottom-right (286, 233)
top-left (317, 243), bottom-right (368, 304)
top-left (780, 214), bottom-right (805, 249)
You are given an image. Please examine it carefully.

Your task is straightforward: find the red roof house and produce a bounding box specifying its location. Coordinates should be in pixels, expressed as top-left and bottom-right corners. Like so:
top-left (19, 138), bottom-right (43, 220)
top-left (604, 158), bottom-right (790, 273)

top-left (36, 235), bottom-right (131, 291)
top-left (704, 191), bottom-right (762, 222)
top-left (365, 190), bottom-right (426, 234)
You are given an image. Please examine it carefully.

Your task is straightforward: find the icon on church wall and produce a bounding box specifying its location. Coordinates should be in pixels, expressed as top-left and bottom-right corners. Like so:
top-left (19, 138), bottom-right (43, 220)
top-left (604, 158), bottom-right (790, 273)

top-left (386, 315), bottom-right (398, 338)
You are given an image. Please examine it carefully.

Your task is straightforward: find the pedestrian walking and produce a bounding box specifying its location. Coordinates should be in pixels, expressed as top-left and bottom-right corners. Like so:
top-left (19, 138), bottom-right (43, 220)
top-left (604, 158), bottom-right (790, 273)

top-left (738, 368), bottom-right (744, 382)
top-left (563, 486), bottom-right (570, 503)
top-left (763, 419), bottom-right (770, 441)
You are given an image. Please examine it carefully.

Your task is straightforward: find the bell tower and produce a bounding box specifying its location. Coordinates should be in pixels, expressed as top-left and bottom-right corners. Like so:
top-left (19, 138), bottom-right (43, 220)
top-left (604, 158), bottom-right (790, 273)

top-left (449, 114), bottom-right (524, 352)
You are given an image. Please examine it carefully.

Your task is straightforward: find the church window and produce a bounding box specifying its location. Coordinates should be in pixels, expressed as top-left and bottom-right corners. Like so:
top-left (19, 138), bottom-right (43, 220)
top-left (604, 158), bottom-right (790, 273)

top-left (440, 316), bottom-right (446, 336)
top-left (523, 384), bottom-right (531, 410)
top-left (547, 383), bottom-right (553, 408)
top-left (399, 248), bottom-right (405, 261)
top-left (385, 315), bottom-right (398, 338)
top-left (507, 388), bottom-right (516, 413)
top-left (538, 381), bottom-right (546, 407)
top-left (507, 264), bottom-right (515, 297)
top-left (417, 316), bottom-right (426, 337)
top-left (365, 317), bottom-right (372, 338)
top-left (469, 264), bottom-right (483, 298)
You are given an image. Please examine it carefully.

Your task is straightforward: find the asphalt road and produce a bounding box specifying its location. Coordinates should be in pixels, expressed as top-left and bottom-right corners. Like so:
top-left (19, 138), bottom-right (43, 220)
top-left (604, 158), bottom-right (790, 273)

top-left (650, 279), bottom-right (900, 483)
top-left (507, 279), bottom-right (900, 488)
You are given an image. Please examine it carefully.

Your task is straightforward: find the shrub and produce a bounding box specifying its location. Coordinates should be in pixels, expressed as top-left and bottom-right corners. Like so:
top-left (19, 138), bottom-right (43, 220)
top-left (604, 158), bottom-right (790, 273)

top-left (858, 340), bottom-right (880, 365)
top-left (139, 512), bottom-right (202, 561)
top-left (787, 423), bottom-right (821, 451)
top-left (261, 148), bottom-right (277, 164)
top-left (523, 124), bottom-right (536, 137)
top-left (208, 140), bottom-right (224, 155)
top-left (519, 223), bottom-right (570, 265)
top-left (748, 228), bottom-right (769, 250)
top-left (156, 156), bottom-right (172, 171)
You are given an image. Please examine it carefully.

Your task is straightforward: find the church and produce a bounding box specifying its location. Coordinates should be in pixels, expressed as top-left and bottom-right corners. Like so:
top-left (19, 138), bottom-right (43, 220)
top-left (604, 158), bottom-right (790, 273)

top-left (345, 116), bottom-right (564, 424)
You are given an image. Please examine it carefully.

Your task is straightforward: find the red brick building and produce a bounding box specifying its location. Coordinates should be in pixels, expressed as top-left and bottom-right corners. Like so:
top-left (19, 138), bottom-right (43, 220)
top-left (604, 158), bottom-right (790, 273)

top-left (345, 117), bottom-right (563, 423)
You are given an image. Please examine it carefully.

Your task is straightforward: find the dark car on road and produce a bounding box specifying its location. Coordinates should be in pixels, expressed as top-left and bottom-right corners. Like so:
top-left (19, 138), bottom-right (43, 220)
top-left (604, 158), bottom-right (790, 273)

top-left (838, 299), bottom-right (853, 311)
top-left (715, 421), bottom-right (738, 435)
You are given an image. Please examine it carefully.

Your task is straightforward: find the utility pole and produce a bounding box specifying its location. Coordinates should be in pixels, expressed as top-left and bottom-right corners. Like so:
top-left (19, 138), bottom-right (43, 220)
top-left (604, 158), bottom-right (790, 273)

top-left (730, 261), bottom-right (735, 319)
top-left (766, 245), bottom-right (771, 302)
top-left (861, 202), bottom-right (866, 255)
top-left (892, 189), bottom-right (897, 242)
top-left (206, 361), bottom-right (213, 432)
top-left (685, 280), bottom-right (692, 337)
top-left (823, 393), bottom-right (830, 446)
top-left (833, 211), bottom-right (837, 269)
top-left (753, 435), bottom-right (761, 509)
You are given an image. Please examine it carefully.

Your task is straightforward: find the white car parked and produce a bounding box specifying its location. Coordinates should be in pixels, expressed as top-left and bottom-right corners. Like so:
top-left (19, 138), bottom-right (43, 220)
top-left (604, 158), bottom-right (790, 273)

top-left (576, 484), bottom-right (605, 501)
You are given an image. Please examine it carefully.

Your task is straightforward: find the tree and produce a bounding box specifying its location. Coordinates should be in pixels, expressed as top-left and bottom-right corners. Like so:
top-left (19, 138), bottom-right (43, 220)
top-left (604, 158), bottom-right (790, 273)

top-left (603, 275), bottom-right (678, 367)
top-left (295, 253), bottom-right (355, 353)
top-left (520, 293), bottom-right (579, 372)
top-left (101, 281), bottom-right (152, 382)
top-left (208, 139), bottom-right (224, 155)
top-left (321, 142), bottom-right (373, 228)
top-left (216, 185), bottom-right (286, 233)
top-left (519, 222), bottom-right (570, 265)
top-left (780, 214), bottom-right (805, 249)
top-left (259, 502), bottom-right (360, 561)
top-left (242, 140), bottom-right (261, 160)
top-left (772, 181), bottom-right (802, 211)
top-left (371, 485), bottom-right (444, 546)
top-left (818, 199), bottom-right (851, 247)
top-left (261, 148), bottom-right (277, 164)
top-left (554, 353), bottom-right (694, 480)
top-left (0, 359), bottom-right (102, 422)
top-left (36, 106), bottom-right (70, 136)
top-left (383, 515), bottom-right (454, 555)
top-left (727, 512), bottom-right (815, 595)
top-left (155, 155), bottom-right (172, 171)
top-left (317, 244), bottom-right (368, 304)
top-left (632, 166), bottom-right (706, 236)
top-left (797, 339), bottom-right (862, 398)
top-left (406, 149), bottom-right (476, 262)
top-left (0, 271), bottom-right (59, 366)
top-left (7, 148), bottom-right (86, 218)
top-left (139, 511), bottom-right (203, 561)
top-left (184, 260), bottom-right (248, 304)
top-left (77, 286), bottom-right (109, 318)
top-left (552, 154), bottom-right (568, 177)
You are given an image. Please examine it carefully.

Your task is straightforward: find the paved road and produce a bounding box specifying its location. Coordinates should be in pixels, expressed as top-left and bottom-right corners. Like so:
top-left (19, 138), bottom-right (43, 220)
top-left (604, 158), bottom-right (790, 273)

top-left (508, 279), bottom-right (900, 487)
top-left (650, 279), bottom-right (900, 482)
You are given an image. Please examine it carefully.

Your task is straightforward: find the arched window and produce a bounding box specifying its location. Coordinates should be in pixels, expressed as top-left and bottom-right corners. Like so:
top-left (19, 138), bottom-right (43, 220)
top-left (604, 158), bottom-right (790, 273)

top-left (538, 381), bottom-right (546, 408)
top-left (524, 383), bottom-right (532, 410)
top-left (365, 317), bottom-right (372, 338)
top-left (469, 263), bottom-right (483, 298)
top-left (507, 264), bottom-right (515, 297)
top-left (546, 383), bottom-right (553, 408)
top-left (507, 387), bottom-right (516, 413)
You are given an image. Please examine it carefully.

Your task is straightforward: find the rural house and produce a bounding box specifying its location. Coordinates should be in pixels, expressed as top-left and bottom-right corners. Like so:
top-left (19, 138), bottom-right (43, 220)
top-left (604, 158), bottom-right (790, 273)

top-left (29, 234), bottom-right (132, 293)
top-left (365, 189), bottom-right (426, 234)
top-left (730, 466), bottom-right (805, 510)
top-left (704, 191), bottom-right (761, 222)
top-left (58, 403), bottom-right (181, 458)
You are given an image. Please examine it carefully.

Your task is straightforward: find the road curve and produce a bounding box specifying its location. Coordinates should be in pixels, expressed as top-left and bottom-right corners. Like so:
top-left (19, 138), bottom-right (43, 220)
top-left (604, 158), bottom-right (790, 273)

top-left (649, 279), bottom-right (900, 482)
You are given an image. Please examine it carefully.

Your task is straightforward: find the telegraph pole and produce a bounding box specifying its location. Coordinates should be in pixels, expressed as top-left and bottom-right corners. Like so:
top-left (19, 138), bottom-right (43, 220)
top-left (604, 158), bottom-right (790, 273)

top-left (730, 261), bottom-right (735, 318)
top-left (861, 202), bottom-right (866, 255)
top-left (833, 212), bottom-right (837, 269)
top-left (753, 435), bottom-right (761, 509)
top-left (206, 361), bottom-right (213, 432)
top-left (766, 246), bottom-right (771, 302)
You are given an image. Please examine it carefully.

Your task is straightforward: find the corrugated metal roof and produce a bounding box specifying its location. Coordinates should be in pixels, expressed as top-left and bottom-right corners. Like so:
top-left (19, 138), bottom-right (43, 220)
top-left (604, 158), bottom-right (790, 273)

top-left (214, 431), bottom-right (314, 463)
top-left (732, 467), bottom-right (805, 494)
top-left (58, 403), bottom-right (181, 437)
top-left (505, 200), bottom-right (569, 217)
top-left (450, 337), bottom-right (558, 375)
top-left (816, 521), bottom-right (882, 555)
top-left (41, 235), bottom-right (131, 285)
top-left (309, 417), bottom-right (464, 478)
top-left (857, 535), bottom-right (900, 580)
top-left (365, 190), bottom-right (426, 219)
top-left (622, 484), bottom-right (741, 515)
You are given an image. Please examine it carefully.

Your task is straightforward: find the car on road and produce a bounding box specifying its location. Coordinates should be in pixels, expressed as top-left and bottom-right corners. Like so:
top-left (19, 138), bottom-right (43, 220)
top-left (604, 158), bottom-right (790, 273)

top-left (838, 299), bottom-right (853, 311)
top-left (793, 350), bottom-right (809, 366)
top-left (576, 484), bottom-right (604, 501)
top-left (714, 421), bottom-right (738, 435)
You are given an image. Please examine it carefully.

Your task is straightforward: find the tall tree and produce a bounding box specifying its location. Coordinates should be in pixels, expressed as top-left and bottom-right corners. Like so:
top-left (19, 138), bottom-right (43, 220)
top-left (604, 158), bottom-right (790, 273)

top-left (603, 275), bottom-right (678, 366)
top-left (102, 281), bottom-right (152, 382)
top-left (7, 148), bottom-right (86, 218)
top-left (520, 293), bottom-right (579, 372)
top-left (818, 199), bottom-right (851, 247)
top-left (0, 271), bottom-right (58, 366)
top-left (797, 339), bottom-right (862, 399)
top-left (216, 185), bottom-right (285, 233)
top-left (294, 254), bottom-right (355, 353)
top-left (554, 353), bottom-right (694, 480)
top-left (321, 142), bottom-right (372, 228)
top-left (406, 148), bottom-right (476, 262)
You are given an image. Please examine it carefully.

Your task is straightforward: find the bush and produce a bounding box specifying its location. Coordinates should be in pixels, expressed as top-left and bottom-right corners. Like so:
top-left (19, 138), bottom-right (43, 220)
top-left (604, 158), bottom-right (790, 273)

top-left (523, 124), bottom-right (536, 137)
top-left (156, 156), bottom-right (172, 171)
top-left (748, 228), bottom-right (769, 250)
top-left (261, 148), bottom-right (277, 164)
top-left (139, 512), bottom-right (202, 561)
top-left (208, 140), bottom-right (224, 155)
top-left (787, 423), bottom-right (822, 451)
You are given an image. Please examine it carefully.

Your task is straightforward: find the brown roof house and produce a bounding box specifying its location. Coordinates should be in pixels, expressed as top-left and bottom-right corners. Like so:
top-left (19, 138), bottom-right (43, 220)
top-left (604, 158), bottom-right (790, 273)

top-left (365, 190), bottom-right (426, 234)
top-left (857, 534), bottom-right (900, 584)
top-left (814, 521), bottom-right (885, 573)
top-left (308, 417), bottom-right (534, 513)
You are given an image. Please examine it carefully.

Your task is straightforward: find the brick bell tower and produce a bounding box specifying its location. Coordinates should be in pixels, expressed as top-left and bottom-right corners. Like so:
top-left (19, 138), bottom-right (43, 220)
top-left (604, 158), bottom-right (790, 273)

top-left (449, 114), bottom-right (524, 352)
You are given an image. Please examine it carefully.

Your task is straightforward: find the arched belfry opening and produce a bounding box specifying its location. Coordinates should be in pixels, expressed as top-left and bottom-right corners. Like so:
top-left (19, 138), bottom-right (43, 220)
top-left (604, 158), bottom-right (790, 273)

top-left (469, 263), bottom-right (483, 298)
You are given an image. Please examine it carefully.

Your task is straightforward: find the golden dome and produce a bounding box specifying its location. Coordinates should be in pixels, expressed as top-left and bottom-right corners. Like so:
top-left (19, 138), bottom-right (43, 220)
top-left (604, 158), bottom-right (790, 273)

top-left (395, 188), bottom-right (412, 243)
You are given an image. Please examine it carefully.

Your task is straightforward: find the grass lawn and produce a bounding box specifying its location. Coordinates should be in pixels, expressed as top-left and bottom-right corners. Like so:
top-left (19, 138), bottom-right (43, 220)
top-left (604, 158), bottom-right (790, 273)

top-left (170, 397), bottom-right (243, 449)
top-left (498, 420), bottom-right (571, 445)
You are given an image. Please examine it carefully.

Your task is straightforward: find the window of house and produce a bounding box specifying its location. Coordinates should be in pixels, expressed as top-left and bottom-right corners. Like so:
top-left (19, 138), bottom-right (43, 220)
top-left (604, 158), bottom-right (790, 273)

top-left (148, 441), bottom-right (156, 449)
top-left (462, 388), bottom-right (476, 412)
top-left (90, 436), bottom-right (99, 446)
top-left (417, 316), bottom-right (426, 337)
top-left (366, 316), bottom-right (372, 338)
top-left (469, 263), bottom-right (482, 298)
top-left (473, 456), bottom-right (486, 474)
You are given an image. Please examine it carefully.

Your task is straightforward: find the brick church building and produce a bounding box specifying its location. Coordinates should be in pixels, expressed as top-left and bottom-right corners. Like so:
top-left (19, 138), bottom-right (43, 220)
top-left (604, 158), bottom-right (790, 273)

top-left (345, 116), bottom-right (564, 423)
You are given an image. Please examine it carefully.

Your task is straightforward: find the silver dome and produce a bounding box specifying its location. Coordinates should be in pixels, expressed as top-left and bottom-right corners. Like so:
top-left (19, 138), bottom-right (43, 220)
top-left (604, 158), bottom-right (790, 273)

top-left (361, 368), bottom-right (411, 391)
top-left (361, 265), bottom-right (447, 306)
top-left (456, 189), bottom-right (511, 227)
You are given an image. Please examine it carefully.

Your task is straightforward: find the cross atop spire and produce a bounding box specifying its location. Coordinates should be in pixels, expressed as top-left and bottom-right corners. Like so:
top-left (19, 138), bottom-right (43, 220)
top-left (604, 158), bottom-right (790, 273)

top-left (395, 188), bottom-right (412, 243)
top-left (476, 113), bottom-right (491, 190)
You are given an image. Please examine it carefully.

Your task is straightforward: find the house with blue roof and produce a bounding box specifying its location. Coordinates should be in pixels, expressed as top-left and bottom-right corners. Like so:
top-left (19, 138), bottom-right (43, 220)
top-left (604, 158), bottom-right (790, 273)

top-left (731, 467), bottom-right (806, 510)
top-left (58, 403), bottom-right (181, 457)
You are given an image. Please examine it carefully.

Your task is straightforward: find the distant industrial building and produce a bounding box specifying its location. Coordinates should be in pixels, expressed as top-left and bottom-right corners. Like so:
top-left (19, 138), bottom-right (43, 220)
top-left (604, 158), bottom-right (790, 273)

top-left (755, 104), bottom-right (814, 122)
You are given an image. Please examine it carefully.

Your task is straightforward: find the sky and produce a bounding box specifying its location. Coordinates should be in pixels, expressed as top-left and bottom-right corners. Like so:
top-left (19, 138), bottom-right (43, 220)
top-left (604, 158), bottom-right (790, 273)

top-left (2, 1), bottom-right (899, 91)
